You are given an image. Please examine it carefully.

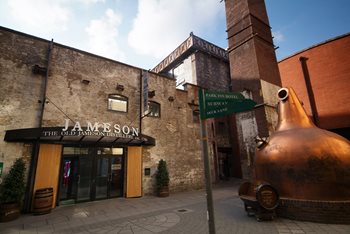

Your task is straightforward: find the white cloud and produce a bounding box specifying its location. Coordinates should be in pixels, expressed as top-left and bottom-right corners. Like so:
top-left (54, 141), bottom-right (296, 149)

top-left (7, 0), bottom-right (71, 33)
top-left (128, 0), bottom-right (223, 58)
top-left (272, 30), bottom-right (285, 43)
top-left (85, 9), bottom-right (126, 61)
top-left (78, 0), bottom-right (105, 5)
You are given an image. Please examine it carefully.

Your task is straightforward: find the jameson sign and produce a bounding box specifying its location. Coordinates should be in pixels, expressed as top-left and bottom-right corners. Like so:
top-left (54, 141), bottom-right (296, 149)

top-left (199, 89), bottom-right (257, 119)
top-left (42, 119), bottom-right (139, 139)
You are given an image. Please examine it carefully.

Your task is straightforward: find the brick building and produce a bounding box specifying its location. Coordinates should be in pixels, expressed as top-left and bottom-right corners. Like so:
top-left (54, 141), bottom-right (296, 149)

top-left (278, 33), bottom-right (350, 139)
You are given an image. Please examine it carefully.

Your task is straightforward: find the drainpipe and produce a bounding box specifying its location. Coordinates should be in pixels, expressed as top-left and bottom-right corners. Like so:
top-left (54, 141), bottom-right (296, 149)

top-left (139, 69), bottom-right (143, 133)
top-left (299, 56), bottom-right (319, 126)
top-left (39, 39), bottom-right (54, 127)
top-left (24, 39), bottom-right (54, 213)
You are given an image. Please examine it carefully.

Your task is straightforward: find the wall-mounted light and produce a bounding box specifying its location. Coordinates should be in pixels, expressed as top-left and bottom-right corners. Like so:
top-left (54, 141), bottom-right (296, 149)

top-left (81, 79), bottom-right (90, 85)
top-left (116, 84), bottom-right (124, 91)
top-left (148, 90), bottom-right (155, 98)
top-left (168, 96), bottom-right (175, 102)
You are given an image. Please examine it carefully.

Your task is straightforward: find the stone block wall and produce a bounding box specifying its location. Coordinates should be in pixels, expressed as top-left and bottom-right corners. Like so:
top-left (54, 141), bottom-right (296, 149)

top-left (42, 44), bottom-right (141, 129)
top-left (0, 26), bottom-right (206, 196)
top-left (142, 79), bottom-right (204, 194)
top-left (0, 27), bottom-right (49, 174)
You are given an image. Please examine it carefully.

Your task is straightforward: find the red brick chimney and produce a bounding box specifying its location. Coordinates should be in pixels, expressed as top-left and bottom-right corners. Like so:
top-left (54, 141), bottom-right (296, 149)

top-left (225, 0), bottom-right (281, 179)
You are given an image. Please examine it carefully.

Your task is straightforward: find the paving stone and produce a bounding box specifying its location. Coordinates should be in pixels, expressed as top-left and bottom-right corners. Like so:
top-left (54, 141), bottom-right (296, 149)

top-left (1, 180), bottom-right (350, 234)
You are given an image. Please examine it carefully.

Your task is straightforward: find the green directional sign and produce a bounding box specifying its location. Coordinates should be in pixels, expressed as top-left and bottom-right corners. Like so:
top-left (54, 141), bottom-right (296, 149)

top-left (199, 89), bottom-right (257, 119)
top-left (202, 90), bottom-right (245, 101)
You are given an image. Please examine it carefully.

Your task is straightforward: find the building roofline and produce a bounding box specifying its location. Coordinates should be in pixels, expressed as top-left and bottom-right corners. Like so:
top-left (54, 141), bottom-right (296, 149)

top-left (0, 25), bottom-right (171, 81)
top-left (278, 32), bottom-right (350, 62)
top-left (152, 32), bottom-right (228, 74)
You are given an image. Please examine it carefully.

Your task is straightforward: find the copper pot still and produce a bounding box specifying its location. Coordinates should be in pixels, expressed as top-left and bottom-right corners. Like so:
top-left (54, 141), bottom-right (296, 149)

top-left (254, 87), bottom-right (350, 201)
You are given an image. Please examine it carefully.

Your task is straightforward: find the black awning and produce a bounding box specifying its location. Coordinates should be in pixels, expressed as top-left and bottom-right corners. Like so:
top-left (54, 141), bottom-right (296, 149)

top-left (4, 127), bottom-right (155, 146)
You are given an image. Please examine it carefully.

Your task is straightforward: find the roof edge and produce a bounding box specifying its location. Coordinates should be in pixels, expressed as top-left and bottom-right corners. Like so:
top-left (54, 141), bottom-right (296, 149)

top-left (278, 32), bottom-right (350, 63)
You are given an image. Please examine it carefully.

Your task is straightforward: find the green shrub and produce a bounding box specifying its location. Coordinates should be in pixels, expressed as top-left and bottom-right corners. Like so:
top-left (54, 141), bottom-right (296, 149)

top-left (156, 159), bottom-right (169, 188)
top-left (0, 158), bottom-right (26, 204)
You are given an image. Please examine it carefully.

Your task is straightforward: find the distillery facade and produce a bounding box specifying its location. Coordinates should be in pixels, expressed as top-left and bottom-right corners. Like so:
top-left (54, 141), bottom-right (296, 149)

top-left (0, 26), bottom-right (210, 212)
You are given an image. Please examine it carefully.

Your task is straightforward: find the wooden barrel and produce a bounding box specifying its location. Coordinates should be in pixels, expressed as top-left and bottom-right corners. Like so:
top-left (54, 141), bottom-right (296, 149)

top-left (256, 183), bottom-right (279, 210)
top-left (33, 187), bottom-right (53, 215)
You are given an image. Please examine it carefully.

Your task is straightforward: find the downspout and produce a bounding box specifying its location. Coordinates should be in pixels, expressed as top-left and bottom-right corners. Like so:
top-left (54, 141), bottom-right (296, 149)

top-left (24, 39), bottom-right (54, 212)
top-left (39, 39), bottom-right (54, 128)
top-left (299, 56), bottom-right (319, 126)
top-left (139, 69), bottom-right (143, 133)
top-left (139, 69), bottom-right (143, 197)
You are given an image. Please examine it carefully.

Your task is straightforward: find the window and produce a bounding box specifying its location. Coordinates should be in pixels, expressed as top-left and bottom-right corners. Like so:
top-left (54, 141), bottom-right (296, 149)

top-left (108, 94), bottom-right (128, 112)
top-left (192, 110), bottom-right (200, 123)
top-left (97, 147), bottom-right (124, 155)
top-left (63, 147), bottom-right (89, 155)
top-left (148, 101), bottom-right (160, 118)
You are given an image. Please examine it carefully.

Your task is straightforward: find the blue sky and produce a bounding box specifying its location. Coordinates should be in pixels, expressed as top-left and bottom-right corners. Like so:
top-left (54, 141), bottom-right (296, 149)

top-left (0, 0), bottom-right (349, 69)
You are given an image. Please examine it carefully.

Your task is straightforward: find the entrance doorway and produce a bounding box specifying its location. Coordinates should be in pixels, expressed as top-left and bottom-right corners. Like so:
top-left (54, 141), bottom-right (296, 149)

top-left (58, 147), bottom-right (124, 205)
top-left (95, 155), bottom-right (123, 199)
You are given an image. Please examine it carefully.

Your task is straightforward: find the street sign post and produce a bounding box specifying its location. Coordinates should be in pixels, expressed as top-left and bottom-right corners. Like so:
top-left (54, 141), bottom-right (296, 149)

top-left (198, 89), bottom-right (256, 234)
top-left (199, 89), bottom-right (257, 119)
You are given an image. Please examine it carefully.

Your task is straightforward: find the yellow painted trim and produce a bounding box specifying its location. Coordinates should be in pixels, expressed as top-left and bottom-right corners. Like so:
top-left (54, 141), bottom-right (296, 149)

top-left (126, 146), bottom-right (142, 197)
top-left (33, 144), bottom-right (62, 209)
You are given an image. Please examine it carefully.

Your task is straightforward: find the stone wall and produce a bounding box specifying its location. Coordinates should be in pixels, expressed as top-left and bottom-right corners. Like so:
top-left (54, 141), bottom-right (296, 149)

top-left (0, 27), bottom-right (49, 175)
top-left (42, 44), bottom-right (141, 129)
top-left (0, 26), bottom-right (205, 196)
top-left (142, 81), bottom-right (204, 194)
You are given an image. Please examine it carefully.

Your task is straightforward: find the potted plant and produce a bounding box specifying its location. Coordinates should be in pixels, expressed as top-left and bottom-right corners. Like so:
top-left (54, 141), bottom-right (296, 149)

top-left (0, 158), bottom-right (26, 222)
top-left (156, 159), bottom-right (169, 197)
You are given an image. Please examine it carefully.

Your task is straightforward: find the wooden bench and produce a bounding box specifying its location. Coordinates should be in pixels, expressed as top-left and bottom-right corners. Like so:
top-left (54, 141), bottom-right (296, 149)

top-left (238, 181), bottom-right (279, 221)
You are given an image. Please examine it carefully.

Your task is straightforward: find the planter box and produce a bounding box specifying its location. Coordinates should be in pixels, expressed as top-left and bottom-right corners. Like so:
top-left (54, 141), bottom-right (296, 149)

top-left (158, 186), bottom-right (169, 197)
top-left (0, 203), bottom-right (21, 222)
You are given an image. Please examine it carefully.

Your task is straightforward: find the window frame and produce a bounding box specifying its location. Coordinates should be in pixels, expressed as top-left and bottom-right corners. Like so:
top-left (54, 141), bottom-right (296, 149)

top-left (147, 101), bottom-right (161, 118)
top-left (107, 94), bottom-right (128, 113)
top-left (192, 109), bottom-right (200, 123)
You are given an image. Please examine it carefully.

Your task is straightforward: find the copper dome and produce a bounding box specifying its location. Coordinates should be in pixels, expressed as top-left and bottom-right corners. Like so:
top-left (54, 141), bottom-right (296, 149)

top-left (254, 87), bottom-right (350, 200)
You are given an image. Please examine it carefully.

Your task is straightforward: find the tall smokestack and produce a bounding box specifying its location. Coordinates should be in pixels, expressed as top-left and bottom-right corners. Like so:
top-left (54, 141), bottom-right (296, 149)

top-left (225, 0), bottom-right (281, 179)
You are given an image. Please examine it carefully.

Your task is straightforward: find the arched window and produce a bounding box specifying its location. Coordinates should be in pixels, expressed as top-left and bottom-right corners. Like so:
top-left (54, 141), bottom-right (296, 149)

top-left (108, 94), bottom-right (128, 112)
top-left (148, 101), bottom-right (160, 118)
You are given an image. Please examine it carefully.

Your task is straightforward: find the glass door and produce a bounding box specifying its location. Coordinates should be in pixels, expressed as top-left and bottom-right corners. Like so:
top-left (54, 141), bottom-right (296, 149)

top-left (94, 155), bottom-right (124, 199)
top-left (76, 155), bottom-right (93, 202)
top-left (59, 146), bottom-right (124, 204)
top-left (95, 147), bottom-right (124, 199)
top-left (110, 156), bottom-right (123, 197)
top-left (59, 157), bottom-right (78, 203)
top-left (95, 157), bottom-right (109, 199)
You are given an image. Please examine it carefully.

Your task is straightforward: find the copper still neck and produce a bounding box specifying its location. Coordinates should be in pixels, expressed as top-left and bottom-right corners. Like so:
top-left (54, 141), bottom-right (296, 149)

top-left (276, 88), bottom-right (315, 131)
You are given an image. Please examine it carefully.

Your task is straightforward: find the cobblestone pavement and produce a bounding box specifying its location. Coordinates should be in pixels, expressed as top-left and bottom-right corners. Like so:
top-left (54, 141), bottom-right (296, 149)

top-left (1, 179), bottom-right (350, 234)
